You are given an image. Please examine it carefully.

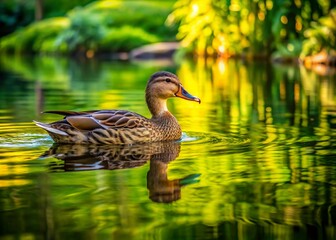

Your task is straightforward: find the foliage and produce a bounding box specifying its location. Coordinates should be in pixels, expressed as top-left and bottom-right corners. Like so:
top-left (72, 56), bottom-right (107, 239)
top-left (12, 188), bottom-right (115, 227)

top-left (43, 0), bottom-right (95, 18)
top-left (0, 17), bottom-right (69, 54)
top-left (272, 39), bottom-right (302, 60)
top-left (0, 0), bottom-right (34, 38)
top-left (55, 8), bottom-right (104, 53)
top-left (301, 8), bottom-right (336, 57)
top-left (0, 0), bottom-right (95, 38)
top-left (99, 26), bottom-right (160, 52)
top-left (168, 0), bottom-right (335, 58)
top-left (88, 0), bottom-right (177, 41)
top-left (0, 0), bottom-right (176, 55)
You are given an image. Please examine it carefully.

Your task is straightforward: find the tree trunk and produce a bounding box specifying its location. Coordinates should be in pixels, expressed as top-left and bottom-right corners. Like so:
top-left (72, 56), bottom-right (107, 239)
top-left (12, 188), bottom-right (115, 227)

top-left (35, 0), bottom-right (43, 21)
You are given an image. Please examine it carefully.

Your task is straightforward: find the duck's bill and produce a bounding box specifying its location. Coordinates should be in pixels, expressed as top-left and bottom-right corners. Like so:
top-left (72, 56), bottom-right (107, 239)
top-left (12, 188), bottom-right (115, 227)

top-left (175, 85), bottom-right (201, 104)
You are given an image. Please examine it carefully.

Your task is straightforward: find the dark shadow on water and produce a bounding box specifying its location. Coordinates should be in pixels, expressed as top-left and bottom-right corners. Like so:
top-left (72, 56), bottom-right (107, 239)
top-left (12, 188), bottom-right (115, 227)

top-left (42, 141), bottom-right (200, 203)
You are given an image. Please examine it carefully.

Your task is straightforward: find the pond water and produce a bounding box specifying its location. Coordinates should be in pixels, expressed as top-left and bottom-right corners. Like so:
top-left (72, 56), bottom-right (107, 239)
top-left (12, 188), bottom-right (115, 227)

top-left (0, 54), bottom-right (335, 240)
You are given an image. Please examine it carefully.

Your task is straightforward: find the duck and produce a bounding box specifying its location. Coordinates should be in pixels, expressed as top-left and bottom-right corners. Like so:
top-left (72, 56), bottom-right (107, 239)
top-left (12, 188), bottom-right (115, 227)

top-left (34, 71), bottom-right (201, 144)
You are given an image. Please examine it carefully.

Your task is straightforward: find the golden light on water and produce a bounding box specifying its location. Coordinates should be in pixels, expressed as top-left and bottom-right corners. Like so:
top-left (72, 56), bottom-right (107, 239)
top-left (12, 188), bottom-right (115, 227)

top-left (0, 53), bottom-right (335, 239)
top-left (0, 179), bottom-right (31, 187)
top-left (0, 152), bottom-right (34, 187)
top-left (217, 58), bottom-right (226, 74)
top-left (0, 0), bottom-right (335, 237)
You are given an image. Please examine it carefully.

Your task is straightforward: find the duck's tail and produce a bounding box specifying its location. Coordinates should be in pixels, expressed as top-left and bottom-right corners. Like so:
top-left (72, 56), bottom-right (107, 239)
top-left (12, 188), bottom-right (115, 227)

top-left (33, 121), bottom-right (69, 136)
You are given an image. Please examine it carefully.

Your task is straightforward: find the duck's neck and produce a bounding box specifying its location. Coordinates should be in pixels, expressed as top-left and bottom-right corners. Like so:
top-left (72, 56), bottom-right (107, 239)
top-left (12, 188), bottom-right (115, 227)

top-left (146, 96), bottom-right (182, 139)
top-left (146, 96), bottom-right (170, 119)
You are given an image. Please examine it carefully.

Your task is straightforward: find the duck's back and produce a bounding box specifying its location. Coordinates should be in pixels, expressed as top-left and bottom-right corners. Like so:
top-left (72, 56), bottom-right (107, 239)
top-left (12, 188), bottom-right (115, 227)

top-left (35, 110), bottom-right (154, 144)
top-left (35, 110), bottom-right (182, 144)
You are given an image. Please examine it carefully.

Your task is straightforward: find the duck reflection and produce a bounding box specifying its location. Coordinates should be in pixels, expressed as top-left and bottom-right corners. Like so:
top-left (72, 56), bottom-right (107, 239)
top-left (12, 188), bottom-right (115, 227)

top-left (43, 141), bottom-right (200, 203)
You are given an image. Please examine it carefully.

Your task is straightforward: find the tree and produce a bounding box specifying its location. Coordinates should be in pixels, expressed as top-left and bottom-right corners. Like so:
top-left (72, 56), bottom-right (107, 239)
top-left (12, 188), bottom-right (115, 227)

top-left (168, 0), bottom-right (335, 58)
top-left (35, 0), bottom-right (43, 21)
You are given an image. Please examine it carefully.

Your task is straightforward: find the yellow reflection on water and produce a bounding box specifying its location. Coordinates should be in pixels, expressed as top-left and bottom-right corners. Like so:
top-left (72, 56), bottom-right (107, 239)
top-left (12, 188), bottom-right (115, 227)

top-left (0, 178), bottom-right (31, 188)
top-left (0, 151), bottom-right (36, 187)
top-left (0, 53), bottom-right (335, 239)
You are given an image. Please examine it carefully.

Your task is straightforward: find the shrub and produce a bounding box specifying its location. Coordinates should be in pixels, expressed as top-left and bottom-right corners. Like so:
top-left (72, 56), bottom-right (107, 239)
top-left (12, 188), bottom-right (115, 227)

top-left (55, 8), bottom-right (104, 53)
top-left (98, 26), bottom-right (160, 52)
top-left (0, 17), bottom-right (69, 54)
top-left (301, 8), bottom-right (336, 58)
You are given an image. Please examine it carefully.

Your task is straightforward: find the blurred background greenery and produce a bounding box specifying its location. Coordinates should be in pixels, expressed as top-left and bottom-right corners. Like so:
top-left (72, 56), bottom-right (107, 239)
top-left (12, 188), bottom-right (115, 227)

top-left (0, 0), bottom-right (335, 62)
top-left (0, 0), bottom-right (177, 56)
top-left (169, 0), bottom-right (335, 59)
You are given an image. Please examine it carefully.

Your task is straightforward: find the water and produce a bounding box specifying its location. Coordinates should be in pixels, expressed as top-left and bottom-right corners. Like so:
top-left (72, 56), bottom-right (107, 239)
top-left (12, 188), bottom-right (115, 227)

top-left (0, 55), bottom-right (335, 239)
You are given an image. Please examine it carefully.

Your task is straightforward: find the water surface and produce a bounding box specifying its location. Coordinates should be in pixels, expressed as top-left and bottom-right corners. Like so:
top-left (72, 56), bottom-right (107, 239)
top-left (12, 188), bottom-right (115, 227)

top-left (0, 55), bottom-right (335, 239)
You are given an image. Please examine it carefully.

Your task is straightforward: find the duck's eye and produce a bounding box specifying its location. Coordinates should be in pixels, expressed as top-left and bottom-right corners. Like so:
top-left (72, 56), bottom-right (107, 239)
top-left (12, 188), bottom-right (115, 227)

top-left (165, 78), bottom-right (171, 83)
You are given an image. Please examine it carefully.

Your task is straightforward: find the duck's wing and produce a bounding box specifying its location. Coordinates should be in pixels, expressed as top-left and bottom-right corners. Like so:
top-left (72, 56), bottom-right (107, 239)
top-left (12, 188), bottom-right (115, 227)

top-left (44, 110), bottom-right (99, 117)
top-left (46, 110), bottom-right (150, 131)
top-left (91, 110), bottom-right (149, 129)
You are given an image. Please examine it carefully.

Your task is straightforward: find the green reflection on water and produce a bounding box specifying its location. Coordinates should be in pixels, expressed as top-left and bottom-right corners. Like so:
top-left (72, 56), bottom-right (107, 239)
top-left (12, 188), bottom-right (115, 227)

top-left (0, 54), bottom-right (335, 240)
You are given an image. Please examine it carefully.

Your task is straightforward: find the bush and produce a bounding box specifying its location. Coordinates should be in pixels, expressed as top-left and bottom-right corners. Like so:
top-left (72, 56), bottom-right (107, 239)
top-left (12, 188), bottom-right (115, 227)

top-left (88, 1), bottom-right (176, 41)
top-left (301, 8), bottom-right (336, 58)
top-left (99, 26), bottom-right (160, 52)
top-left (0, 17), bottom-right (69, 54)
top-left (55, 8), bottom-right (104, 53)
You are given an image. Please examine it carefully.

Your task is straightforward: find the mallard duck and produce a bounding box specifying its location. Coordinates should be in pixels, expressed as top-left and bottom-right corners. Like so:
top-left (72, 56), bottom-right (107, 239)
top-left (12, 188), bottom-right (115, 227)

top-left (34, 71), bottom-right (200, 144)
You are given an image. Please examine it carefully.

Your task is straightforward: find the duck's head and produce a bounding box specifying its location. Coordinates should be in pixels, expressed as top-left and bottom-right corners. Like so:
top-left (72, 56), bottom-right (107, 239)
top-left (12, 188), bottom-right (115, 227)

top-left (146, 71), bottom-right (201, 102)
top-left (146, 71), bottom-right (201, 117)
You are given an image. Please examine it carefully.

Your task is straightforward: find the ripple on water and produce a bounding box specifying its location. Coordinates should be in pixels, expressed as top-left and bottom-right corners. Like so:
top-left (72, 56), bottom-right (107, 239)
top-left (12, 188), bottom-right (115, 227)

top-left (0, 122), bottom-right (53, 148)
top-left (181, 131), bottom-right (250, 145)
top-left (181, 131), bottom-right (251, 155)
top-left (0, 133), bottom-right (52, 148)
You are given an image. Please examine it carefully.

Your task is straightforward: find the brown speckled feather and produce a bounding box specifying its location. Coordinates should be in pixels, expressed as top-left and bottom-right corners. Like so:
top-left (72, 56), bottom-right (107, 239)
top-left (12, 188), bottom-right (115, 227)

top-left (38, 110), bottom-right (154, 144)
top-left (64, 110), bottom-right (148, 130)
